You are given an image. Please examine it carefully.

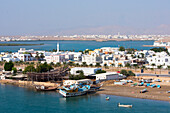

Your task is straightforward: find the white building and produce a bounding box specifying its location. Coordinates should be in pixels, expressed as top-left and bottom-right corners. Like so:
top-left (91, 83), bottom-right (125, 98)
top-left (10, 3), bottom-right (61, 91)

top-left (153, 41), bottom-right (170, 47)
top-left (82, 54), bottom-right (102, 65)
top-left (94, 72), bottom-right (120, 80)
top-left (17, 54), bottom-right (32, 61)
top-left (102, 54), bottom-right (114, 66)
top-left (100, 47), bottom-right (119, 53)
top-left (18, 48), bottom-right (34, 54)
top-left (45, 54), bottom-right (65, 64)
top-left (146, 53), bottom-right (170, 68)
top-left (166, 47), bottom-right (170, 53)
top-left (70, 67), bottom-right (102, 76)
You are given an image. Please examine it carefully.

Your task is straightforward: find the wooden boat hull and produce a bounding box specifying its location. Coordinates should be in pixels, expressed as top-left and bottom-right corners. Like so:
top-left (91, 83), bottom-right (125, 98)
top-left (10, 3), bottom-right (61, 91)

top-left (36, 88), bottom-right (57, 91)
top-left (35, 86), bottom-right (57, 91)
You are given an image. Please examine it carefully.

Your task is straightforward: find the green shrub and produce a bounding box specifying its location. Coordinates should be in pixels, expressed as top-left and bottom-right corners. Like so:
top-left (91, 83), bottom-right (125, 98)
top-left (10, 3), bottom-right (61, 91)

top-left (95, 69), bottom-right (106, 74)
top-left (4, 61), bottom-right (14, 71)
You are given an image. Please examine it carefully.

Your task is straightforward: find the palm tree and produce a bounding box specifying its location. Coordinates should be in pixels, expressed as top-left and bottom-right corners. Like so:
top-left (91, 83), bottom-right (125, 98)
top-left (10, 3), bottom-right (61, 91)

top-left (89, 64), bottom-right (93, 67)
top-left (111, 63), bottom-right (115, 67)
top-left (35, 52), bottom-right (40, 61)
top-left (157, 65), bottom-right (162, 74)
top-left (133, 64), bottom-right (138, 72)
top-left (118, 64), bottom-right (123, 71)
top-left (111, 63), bottom-right (115, 70)
top-left (104, 64), bottom-right (107, 69)
top-left (75, 63), bottom-right (80, 67)
top-left (125, 63), bottom-right (131, 69)
top-left (151, 63), bottom-right (156, 74)
top-left (40, 53), bottom-right (45, 61)
top-left (68, 61), bottom-right (74, 67)
top-left (82, 62), bottom-right (87, 67)
top-left (95, 63), bottom-right (101, 67)
top-left (54, 62), bottom-right (61, 67)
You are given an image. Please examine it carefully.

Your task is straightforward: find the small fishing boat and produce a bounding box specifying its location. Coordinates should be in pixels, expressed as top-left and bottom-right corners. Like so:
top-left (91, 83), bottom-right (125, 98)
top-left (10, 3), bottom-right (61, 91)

top-left (145, 83), bottom-right (150, 87)
top-left (131, 83), bottom-right (137, 87)
top-left (138, 82), bottom-right (144, 86)
top-left (118, 103), bottom-right (132, 108)
top-left (140, 88), bottom-right (147, 93)
top-left (150, 84), bottom-right (156, 88)
top-left (105, 97), bottom-right (110, 100)
top-left (157, 85), bottom-right (161, 88)
top-left (166, 91), bottom-right (170, 93)
top-left (35, 85), bottom-right (57, 91)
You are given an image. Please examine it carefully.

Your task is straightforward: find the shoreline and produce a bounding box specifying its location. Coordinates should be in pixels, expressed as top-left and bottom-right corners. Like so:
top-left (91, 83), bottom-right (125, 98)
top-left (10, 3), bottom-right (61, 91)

top-left (0, 79), bottom-right (170, 102)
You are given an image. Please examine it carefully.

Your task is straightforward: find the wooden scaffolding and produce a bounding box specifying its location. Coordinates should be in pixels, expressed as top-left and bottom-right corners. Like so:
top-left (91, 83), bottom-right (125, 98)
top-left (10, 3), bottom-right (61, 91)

top-left (27, 67), bottom-right (69, 82)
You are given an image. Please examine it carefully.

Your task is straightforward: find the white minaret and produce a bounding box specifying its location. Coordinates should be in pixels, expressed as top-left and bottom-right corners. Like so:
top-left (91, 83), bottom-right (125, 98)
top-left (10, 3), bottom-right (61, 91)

top-left (118, 32), bottom-right (120, 37)
top-left (57, 42), bottom-right (59, 53)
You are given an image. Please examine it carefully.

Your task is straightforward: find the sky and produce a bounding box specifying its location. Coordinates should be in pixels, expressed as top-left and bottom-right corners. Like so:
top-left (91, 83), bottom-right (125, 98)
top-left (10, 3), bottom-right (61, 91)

top-left (0, 0), bottom-right (170, 36)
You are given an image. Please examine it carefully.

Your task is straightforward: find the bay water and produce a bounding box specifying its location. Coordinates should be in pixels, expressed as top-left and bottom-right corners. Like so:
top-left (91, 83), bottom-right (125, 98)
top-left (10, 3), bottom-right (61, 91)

top-left (0, 84), bottom-right (169, 113)
top-left (0, 40), bottom-right (154, 52)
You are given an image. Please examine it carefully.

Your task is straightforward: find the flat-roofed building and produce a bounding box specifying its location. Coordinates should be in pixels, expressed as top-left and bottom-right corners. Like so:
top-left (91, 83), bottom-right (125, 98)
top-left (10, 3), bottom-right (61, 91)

top-left (94, 72), bottom-right (120, 81)
top-left (70, 67), bottom-right (102, 76)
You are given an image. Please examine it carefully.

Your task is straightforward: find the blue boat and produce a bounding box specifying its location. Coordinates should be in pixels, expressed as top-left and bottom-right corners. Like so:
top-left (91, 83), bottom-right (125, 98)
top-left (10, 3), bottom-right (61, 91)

top-left (59, 84), bottom-right (91, 97)
top-left (157, 85), bottom-right (161, 88)
top-left (146, 83), bottom-right (150, 87)
top-left (140, 88), bottom-right (147, 93)
top-left (138, 82), bottom-right (144, 86)
top-left (150, 84), bottom-right (156, 88)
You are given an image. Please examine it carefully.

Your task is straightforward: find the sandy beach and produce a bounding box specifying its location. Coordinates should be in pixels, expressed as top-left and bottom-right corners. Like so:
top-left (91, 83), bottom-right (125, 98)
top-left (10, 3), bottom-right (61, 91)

top-left (97, 81), bottom-right (170, 102)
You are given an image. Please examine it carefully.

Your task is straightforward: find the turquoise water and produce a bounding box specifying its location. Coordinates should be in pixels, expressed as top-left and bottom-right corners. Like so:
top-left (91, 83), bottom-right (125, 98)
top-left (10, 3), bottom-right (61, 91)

top-left (0, 40), bottom-right (154, 52)
top-left (0, 84), bottom-right (169, 113)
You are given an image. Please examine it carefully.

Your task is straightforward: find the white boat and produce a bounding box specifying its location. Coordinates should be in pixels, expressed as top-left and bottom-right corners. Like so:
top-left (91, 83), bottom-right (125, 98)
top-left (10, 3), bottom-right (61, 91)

top-left (59, 84), bottom-right (90, 97)
top-left (118, 103), bottom-right (132, 108)
top-left (59, 89), bottom-right (87, 97)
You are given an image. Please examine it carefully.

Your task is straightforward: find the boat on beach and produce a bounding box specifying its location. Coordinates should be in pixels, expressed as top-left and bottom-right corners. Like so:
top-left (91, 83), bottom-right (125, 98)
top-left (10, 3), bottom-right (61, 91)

top-left (59, 84), bottom-right (91, 97)
top-left (150, 84), bottom-right (156, 88)
top-left (118, 103), bottom-right (132, 108)
top-left (140, 88), bottom-right (147, 93)
top-left (167, 91), bottom-right (170, 93)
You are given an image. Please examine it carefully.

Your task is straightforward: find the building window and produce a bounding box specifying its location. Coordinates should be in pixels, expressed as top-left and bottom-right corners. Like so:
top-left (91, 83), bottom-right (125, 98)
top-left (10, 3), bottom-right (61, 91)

top-left (165, 59), bottom-right (168, 62)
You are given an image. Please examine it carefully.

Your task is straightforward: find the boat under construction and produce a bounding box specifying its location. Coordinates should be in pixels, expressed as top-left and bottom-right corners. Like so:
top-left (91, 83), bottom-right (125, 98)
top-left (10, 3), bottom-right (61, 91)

top-left (27, 67), bottom-right (69, 82)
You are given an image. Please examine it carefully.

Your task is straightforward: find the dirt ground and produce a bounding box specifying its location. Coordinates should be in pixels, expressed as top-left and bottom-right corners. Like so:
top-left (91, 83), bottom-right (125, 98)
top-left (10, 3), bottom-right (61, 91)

top-left (103, 67), bottom-right (169, 75)
top-left (97, 79), bottom-right (170, 101)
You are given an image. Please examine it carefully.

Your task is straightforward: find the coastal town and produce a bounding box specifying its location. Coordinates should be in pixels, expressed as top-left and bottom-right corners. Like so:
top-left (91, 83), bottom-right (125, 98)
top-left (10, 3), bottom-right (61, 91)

top-left (0, 34), bottom-right (170, 42)
top-left (1, 0), bottom-right (170, 112)
top-left (0, 41), bottom-right (170, 101)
